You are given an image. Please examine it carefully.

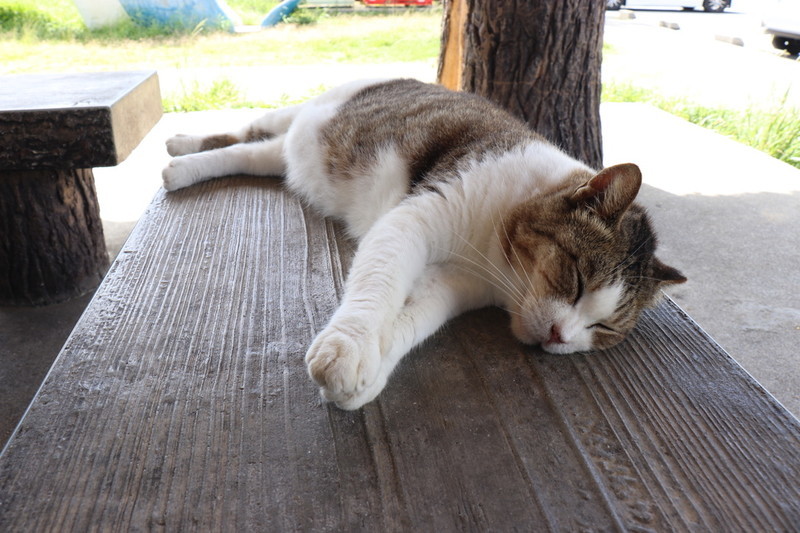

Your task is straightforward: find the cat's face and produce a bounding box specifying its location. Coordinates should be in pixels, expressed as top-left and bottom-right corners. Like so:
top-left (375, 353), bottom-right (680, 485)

top-left (502, 164), bottom-right (685, 354)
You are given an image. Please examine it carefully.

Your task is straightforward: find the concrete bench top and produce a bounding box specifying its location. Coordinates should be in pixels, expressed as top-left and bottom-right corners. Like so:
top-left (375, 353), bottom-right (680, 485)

top-left (0, 70), bottom-right (163, 305)
top-left (0, 70), bottom-right (162, 170)
top-left (0, 176), bottom-right (798, 530)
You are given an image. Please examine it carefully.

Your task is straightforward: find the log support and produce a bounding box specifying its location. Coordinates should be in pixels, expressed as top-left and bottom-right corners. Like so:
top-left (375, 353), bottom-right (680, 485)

top-left (0, 168), bottom-right (108, 306)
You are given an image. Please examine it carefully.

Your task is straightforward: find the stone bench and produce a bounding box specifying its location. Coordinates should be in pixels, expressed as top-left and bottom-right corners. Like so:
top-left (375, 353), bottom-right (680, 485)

top-left (0, 70), bottom-right (161, 305)
top-left (0, 175), bottom-right (798, 530)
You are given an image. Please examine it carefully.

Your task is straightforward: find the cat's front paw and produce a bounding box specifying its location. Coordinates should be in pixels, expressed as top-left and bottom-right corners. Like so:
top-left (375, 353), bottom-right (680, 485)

top-left (166, 134), bottom-right (203, 156)
top-left (305, 326), bottom-right (382, 409)
top-left (162, 156), bottom-right (199, 192)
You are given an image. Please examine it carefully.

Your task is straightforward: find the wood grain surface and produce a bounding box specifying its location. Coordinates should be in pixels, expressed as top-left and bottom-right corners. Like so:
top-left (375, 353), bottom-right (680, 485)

top-left (1, 176), bottom-right (798, 531)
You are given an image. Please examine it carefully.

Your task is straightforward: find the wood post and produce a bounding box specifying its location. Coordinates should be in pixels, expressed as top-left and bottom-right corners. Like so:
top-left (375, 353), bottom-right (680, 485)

top-left (0, 168), bottom-right (108, 306)
top-left (438, 0), bottom-right (467, 91)
top-left (437, 0), bottom-right (606, 169)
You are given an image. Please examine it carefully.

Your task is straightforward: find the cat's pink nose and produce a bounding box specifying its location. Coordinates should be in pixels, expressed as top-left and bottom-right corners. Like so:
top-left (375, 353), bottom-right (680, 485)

top-left (548, 325), bottom-right (565, 345)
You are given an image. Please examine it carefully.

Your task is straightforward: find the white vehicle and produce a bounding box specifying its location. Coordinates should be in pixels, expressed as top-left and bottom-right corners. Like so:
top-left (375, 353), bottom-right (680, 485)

top-left (763, 0), bottom-right (800, 55)
top-left (606, 0), bottom-right (731, 12)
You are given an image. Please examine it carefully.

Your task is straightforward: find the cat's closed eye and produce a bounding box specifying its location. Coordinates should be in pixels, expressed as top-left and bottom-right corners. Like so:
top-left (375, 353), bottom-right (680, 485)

top-left (589, 323), bottom-right (617, 332)
top-left (572, 269), bottom-right (584, 305)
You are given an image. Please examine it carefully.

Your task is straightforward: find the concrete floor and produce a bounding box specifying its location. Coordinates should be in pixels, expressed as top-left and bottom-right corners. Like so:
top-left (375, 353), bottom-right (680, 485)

top-left (0, 294), bottom-right (93, 445)
top-left (0, 225), bottom-right (142, 446)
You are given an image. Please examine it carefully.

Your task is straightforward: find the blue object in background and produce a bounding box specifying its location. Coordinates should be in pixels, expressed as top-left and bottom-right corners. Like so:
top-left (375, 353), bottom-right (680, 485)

top-left (261, 0), bottom-right (301, 27)
top-left (118, 0), bottom-right (242, 30)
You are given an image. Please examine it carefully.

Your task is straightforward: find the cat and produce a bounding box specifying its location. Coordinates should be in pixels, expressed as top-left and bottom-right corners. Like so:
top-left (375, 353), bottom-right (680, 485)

top-left (162, 78), bottom-right (686, 410)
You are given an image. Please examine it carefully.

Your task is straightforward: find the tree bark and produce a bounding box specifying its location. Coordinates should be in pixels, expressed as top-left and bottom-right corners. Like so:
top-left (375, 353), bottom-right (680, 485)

top-left (438, 0), bottom-right (606, 169)
top-left (0, 168), bottom-right (108, 306)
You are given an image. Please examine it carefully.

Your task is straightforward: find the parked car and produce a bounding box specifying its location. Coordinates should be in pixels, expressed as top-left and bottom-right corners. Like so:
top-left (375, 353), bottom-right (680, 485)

top-left (763, 0), bottom-right (800, 55)
top-left (606, 0), bottom-right (731, 12)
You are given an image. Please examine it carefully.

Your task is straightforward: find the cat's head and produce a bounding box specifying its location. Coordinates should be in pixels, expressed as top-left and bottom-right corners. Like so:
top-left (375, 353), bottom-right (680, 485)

top-left (501, 163), bottom-right (686, 354)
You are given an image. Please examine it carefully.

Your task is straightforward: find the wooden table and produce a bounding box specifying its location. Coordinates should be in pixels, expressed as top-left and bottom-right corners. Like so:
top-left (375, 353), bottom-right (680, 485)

top-left (0, 71), bottom-right (161, 305)
top-left (0, 176), bottom-right (798, 531)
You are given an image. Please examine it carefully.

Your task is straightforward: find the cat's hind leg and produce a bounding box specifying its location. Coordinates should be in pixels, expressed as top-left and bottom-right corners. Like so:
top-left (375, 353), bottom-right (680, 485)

top-left (165, 104), bottom-right (303, 157)
top-left (162, 135), bottom-right (287, 191)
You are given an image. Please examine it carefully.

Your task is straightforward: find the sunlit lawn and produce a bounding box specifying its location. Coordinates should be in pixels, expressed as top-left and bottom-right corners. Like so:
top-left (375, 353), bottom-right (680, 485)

top-left (1, 0), bottom-right (797, 167)
top-left (0, 0), bottom-right (441, 73)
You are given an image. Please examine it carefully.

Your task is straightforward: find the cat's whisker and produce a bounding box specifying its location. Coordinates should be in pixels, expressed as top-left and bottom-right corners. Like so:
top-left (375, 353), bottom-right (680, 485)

top-left (496, 188), bottom-right (538, 297)
top-left (607, 235), bottom-right (657, 282)
top-left (447, 232), bottom-right (525, 296)
top-left (438, 243), bottom-right (526, 308)
top-left (446, 235), bottom-right (527, 304)
top-left (443, 248), bottom-right (527, 308)
top-left (490, 205), bottom-right (538, 298)
top-left (499, 305), bottom-right (528, 319)
top-left (448, 261), bottom-right (520, 305)
top-left (623, 275), bottom-right (669, 283)
top-left (452, 264), bottom-right (527, 312)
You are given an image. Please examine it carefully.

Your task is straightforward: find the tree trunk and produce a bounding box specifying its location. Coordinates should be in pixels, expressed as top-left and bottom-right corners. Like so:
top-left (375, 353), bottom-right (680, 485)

top-left (0, 168), bottom-right (108, 306)
top-left (439, 0), bottom-right (606, 169)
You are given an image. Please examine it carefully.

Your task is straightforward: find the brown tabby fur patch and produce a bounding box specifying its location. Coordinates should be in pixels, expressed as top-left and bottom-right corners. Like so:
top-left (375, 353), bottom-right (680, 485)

top-left (199, 129), bottom-right (274, 152)
top-left (319, 79), bottom-right (544, 189)
top-left (200, 134), bottom-right (240, 152)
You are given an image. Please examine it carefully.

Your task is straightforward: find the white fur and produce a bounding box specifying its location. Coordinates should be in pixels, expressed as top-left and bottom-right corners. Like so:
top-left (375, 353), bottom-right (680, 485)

top-left (163, 138), bottom-right (287, 191)
top-left (162, 80), bottom-right (611, 409)
top-left (551, 284), bottom-right (624, 354)
top-left (165, 134), bottom-right (203, 156)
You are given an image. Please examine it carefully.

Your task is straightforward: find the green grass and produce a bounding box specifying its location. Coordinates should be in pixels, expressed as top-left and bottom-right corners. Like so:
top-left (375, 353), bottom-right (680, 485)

top-left (0, 0), bottom-right (432, 39)
top-left (163, 78), bottom-right (250, 112)
top-left (0, 0), bottom-right (78, 39)
top-left (229, 0), bottom-right (282, 25)
top-left (0, 1), bottom-right (440, 69)
top-left (0, 0), bottom-right (440, 116)
top-left (1, 0), bottom-right (797, 168)
top-left (163, 78), bottom-right (329, 112)
top-left (603, 83), bottom-right (800, 169)
top-left (0, 0), bottom-right (284, 38)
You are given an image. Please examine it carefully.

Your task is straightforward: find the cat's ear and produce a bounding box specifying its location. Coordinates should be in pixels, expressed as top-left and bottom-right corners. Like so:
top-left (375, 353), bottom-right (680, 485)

top-left (569, 163), bottom-right (642, 220)
top-left (652, 257), bottom-right (687, 285)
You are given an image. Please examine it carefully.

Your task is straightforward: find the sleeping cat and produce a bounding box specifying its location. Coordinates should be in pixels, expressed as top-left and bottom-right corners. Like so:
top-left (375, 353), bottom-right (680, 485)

top-left (162, 79), bottom-right (686, 410)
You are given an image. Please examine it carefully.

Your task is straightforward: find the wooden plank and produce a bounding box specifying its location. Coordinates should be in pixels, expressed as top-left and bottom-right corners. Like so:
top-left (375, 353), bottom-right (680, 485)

top-left (0, 71), bottom-right (162, 170)
top-left (1, 176), bottom-right (798, 531)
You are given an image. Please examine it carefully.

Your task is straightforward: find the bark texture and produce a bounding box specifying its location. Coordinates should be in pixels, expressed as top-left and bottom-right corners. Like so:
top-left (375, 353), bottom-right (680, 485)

top-left (439, 0), bottom-right (606, 169)
top-left (0, 168), bottom-right (108, 305)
